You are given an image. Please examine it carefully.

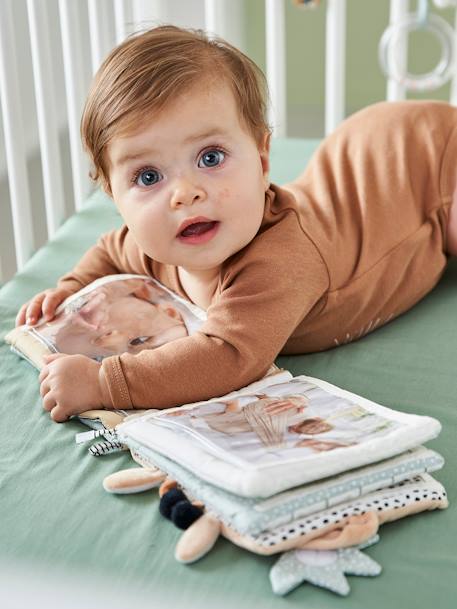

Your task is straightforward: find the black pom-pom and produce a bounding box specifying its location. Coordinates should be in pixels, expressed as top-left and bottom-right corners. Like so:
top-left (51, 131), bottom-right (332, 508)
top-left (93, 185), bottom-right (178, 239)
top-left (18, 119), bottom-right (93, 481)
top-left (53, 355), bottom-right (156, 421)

top-left (159, 488), bottom-right (187, 520)
top-left (171, 500), bottom-right (204, 530)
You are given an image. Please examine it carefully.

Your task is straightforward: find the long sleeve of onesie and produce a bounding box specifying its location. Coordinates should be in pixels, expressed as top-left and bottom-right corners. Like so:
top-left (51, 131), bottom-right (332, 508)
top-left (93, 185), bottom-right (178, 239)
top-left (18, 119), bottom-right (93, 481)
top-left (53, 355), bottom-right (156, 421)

top-left (98, 208), bottom-right (329, 409)
top-left (56, 225), bottom-right (153, 294)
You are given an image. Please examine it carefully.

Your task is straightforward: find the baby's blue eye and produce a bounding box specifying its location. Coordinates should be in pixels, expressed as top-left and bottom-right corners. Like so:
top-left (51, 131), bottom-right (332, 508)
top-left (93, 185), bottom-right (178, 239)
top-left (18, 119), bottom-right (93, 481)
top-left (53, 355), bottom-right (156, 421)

top-left (198, 149), bottom-right (225, 168)
top-left (136, 169), bottom-right (161, 187)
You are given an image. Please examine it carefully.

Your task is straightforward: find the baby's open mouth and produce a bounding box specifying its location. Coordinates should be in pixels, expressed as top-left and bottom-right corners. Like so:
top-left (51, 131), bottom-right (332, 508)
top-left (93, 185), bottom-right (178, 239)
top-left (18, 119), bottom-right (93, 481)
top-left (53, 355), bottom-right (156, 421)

top-left (179, 221), bottom-right (219, 237)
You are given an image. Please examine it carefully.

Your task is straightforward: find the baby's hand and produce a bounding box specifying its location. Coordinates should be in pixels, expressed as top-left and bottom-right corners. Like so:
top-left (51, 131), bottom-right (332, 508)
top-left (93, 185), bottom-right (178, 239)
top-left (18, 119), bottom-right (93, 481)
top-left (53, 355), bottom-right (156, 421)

top-left (39, 353), bottom-right (104, 422)
top-left (15, 287), bottom-right (74, 327)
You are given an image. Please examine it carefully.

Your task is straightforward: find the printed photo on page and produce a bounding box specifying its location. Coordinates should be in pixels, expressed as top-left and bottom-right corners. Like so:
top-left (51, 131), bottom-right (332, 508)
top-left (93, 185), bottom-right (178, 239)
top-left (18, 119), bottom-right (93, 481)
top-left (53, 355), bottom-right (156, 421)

top-left (152, 377), bottom-right (405, 467)
top-left (19, 275), bottom-right (205, 362)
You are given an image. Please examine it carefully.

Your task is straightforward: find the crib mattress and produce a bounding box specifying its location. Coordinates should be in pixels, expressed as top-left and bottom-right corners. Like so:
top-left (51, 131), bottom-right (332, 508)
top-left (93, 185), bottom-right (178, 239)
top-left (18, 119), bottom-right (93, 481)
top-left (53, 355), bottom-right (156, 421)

top-left (0, 138), bottom-right (455, 608)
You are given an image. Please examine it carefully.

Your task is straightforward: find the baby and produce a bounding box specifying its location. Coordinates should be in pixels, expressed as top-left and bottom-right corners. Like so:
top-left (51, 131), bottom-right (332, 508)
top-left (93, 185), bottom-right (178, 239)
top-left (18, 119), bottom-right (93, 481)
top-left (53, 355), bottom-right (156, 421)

top-left (16, 25), bottom-right (457, 423)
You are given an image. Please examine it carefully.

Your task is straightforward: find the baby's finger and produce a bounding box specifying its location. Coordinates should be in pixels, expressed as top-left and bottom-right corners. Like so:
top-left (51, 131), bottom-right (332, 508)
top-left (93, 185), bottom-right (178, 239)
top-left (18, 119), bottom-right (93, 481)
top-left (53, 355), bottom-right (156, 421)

top-left (15, 303), bottom-right (29, 327)
top-left (42, 392), bottom-right (56, 412)
top-left (38, 365), bottom-right (49, 383)
top-left (41, 292), bottom-right (64, 321)
top-left (25, 294), bottom-right (47, 325)
top-left (50, 404), bottom-right (69, 423)
top-left (39, 379), bottom-right (50, 397)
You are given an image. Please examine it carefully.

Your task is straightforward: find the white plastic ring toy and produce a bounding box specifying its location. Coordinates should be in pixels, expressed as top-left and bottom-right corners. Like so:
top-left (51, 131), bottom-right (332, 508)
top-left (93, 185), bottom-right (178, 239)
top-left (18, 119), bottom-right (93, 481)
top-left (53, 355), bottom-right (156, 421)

top-left (379, 12), bottom-right (455, 91)
top-left (432, 1), bottom-right (457, 8)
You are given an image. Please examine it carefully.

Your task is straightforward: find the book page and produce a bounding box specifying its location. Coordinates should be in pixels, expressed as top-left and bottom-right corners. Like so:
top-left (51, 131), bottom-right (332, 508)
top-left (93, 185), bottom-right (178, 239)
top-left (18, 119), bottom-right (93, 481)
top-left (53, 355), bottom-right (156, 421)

top-left (150, 376), bottom-right (405, 467)
top-left (13, 274), bottom-right (206, 362)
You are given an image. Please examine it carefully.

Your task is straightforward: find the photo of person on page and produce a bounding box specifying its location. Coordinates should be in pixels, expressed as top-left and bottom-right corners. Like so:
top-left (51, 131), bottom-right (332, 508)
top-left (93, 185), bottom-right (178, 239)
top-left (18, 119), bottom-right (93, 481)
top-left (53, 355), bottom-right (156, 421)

top-left (29, 277), bottom-right (189, 361)
top-left (156, 377), bottom-right (402, 465)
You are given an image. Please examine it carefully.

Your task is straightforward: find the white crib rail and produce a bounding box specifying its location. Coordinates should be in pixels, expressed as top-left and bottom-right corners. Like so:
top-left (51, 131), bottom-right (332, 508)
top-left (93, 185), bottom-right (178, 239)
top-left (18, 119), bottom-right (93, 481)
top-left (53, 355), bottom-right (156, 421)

top-left (325, 0), bottom-right (346, 135)
top-left (27, 0), bottom-right (66, 239)
top-left (114, 0), bottom-right (132, 45)
top-left (0, 0), bottom-right (35, 272)
top-left (266, 0), bottom-right (287, 137)
top-left (451, 7), bottom-right (457, 103)
top-left (386, 0), bottom-right (409, 100)
top-left (58, 0), bottom-right (93, 213)
top-left (88, 0), bottom-right (117, 76)
top-left (1, 0), bottom-right (457, 285)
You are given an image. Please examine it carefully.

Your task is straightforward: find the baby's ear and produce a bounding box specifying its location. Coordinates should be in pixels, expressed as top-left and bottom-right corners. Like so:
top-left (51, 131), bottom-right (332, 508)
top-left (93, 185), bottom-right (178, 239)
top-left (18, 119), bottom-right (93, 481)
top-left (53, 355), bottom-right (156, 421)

top-left (259, 132), bottom-right (271, 189)
top-left (100, 177), bottom-right (113, 199)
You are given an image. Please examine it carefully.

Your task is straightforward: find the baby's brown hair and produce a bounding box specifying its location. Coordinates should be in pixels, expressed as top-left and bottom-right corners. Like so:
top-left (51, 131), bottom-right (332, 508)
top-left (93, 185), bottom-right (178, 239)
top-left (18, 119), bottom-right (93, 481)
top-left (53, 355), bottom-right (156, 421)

top-left (81, 25), bottom-right (271, 194)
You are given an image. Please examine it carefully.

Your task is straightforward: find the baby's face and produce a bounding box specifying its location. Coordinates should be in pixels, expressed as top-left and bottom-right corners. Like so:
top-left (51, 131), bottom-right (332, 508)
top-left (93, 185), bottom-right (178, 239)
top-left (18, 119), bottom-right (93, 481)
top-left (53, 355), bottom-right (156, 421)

top-left (107, 82), bottom-right (270, 276)
top-left (91, 296), bottom-right (188, 354)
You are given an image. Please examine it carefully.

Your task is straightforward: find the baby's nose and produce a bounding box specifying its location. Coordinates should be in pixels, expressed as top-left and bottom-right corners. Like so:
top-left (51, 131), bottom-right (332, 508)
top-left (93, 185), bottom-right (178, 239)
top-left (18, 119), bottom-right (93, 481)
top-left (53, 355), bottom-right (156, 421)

top-left (169, 178), bottom-right (206, 208)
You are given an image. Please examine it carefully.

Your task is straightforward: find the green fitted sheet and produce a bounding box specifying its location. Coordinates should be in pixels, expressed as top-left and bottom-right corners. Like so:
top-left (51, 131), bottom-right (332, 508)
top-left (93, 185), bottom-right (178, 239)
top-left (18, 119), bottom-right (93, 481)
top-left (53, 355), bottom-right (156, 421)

top-left (0, 137), bottom-right (455, 608)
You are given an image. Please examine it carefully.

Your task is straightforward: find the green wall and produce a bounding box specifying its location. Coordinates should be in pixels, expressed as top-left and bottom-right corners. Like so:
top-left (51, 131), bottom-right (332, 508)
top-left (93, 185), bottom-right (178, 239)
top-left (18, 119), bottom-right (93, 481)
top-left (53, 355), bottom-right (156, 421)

top-left (244, 0), bottom-right (455, 135)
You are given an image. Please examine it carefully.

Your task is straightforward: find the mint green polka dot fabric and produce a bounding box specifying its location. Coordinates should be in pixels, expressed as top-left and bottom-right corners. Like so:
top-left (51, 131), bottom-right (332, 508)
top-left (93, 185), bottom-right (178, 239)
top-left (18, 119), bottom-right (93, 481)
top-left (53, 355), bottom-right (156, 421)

top-left (270, 536), bottom-right (382, 596)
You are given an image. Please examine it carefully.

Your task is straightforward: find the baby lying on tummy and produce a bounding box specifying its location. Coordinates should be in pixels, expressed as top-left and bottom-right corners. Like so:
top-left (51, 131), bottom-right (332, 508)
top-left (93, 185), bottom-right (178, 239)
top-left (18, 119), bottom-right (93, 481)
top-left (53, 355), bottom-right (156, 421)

top-left (15, 25), bottom-right (457, 423)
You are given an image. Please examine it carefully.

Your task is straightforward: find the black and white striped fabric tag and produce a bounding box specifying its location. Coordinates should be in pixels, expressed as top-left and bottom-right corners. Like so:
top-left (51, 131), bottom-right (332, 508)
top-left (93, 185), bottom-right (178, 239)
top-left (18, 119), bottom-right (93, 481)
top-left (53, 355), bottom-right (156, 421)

top-left (88, 438), bottom-right (127, 457)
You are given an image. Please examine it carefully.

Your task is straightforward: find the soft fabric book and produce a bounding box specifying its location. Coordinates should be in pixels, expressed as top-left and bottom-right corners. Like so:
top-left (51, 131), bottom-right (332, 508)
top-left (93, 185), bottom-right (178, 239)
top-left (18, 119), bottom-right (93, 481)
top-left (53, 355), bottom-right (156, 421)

top-left (124, 443), bottom-right (444, 535)
top-left (5, 273), bottom-right (206, 368)
top-left (117, 371), bottom-right (442, 497)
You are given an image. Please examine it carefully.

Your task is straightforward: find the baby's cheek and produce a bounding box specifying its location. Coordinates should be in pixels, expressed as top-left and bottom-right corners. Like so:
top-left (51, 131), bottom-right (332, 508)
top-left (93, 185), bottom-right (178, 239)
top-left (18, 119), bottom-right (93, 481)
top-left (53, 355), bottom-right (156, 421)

top-left (217, 187), bottom-right (231, 201)
top-left (134, 224), bottom-right (168, 260)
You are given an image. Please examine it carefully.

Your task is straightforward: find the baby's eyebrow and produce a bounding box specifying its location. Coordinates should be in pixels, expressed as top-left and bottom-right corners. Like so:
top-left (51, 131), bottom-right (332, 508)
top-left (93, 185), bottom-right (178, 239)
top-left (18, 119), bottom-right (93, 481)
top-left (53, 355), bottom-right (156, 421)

top-left (182, 127), bottom-right (228, 145)
top-left (114, 149), bottom-right (153, 168)
top-left (114, 128), bottom-right (229, 168)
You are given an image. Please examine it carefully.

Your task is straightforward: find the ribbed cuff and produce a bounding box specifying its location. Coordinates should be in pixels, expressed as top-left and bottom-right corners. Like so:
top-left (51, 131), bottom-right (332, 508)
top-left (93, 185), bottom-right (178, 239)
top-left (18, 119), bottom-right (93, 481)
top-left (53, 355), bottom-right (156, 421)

top-left (98, 366), bottom-right (114, 409)
top-left (100, 356), bottom-right (133, 409)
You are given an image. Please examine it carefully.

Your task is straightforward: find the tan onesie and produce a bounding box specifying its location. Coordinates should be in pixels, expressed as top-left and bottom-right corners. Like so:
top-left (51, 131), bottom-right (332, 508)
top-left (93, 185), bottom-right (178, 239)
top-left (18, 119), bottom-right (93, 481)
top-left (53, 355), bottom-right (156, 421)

top-left (56, 100), bottom-right (457, 409)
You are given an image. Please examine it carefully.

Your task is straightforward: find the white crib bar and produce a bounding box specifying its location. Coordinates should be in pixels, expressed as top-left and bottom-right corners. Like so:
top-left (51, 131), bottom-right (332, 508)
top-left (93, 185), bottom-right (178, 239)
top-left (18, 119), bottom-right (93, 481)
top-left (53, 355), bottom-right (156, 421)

top-left (205, 0), bottom-right (223, 37)
top-left (386, 0), bottom-right (409, 101)
top-left (114, 0), bottom-right (132, 45)
top-left (88, 0), bottom-right (116, 75)
top-left (27, 0), bottom-right (66, 239)
top-left (58, 0), bottom-right (92, 211)
top-left (132, 0), bottom-right (168, 31)
top-left (265, 0), bottom-right (287, 137)
top-left (325, 0), bottom-right (346, 135)
top-left (450, 7), bottom-right (457, 106)
top-left (0, 0), bottom-right (34, 271)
